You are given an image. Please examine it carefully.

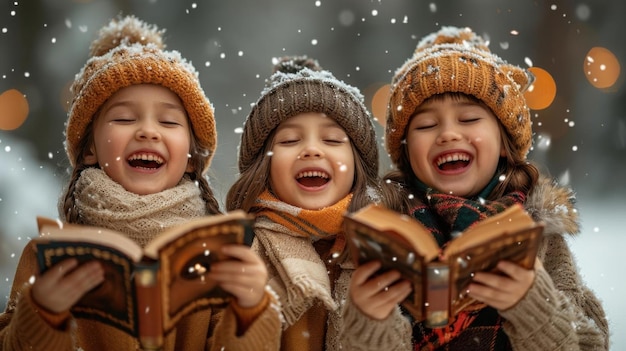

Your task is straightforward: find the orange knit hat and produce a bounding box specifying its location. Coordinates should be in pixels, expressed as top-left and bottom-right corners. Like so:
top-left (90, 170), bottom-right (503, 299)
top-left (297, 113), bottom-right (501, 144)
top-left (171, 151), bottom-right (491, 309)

top-left (65, 15), bottom-right (216, 171)
top-left (385, 26), bottom-right (534, 165)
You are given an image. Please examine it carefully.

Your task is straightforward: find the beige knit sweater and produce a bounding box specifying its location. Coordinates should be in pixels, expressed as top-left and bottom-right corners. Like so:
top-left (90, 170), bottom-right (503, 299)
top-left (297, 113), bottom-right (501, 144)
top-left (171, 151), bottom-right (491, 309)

top-left (340, 177), bottom-right (610, 350)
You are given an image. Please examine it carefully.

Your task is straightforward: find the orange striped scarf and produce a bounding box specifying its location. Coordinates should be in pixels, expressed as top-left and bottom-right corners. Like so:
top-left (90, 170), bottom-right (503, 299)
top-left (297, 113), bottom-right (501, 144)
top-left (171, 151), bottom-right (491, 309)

top-left (250, 190), bottom-right (353, 325)
top-left (253, 190), bottom-right (353, 255)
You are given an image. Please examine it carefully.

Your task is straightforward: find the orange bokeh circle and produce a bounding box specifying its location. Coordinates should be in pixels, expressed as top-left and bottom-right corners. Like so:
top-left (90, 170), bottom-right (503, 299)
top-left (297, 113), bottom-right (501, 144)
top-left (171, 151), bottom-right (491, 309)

top-left (584, 47), bottom-right (621, 89)
top-left (524, 67), bottom-right (557, 110)
top-left (0, 89), bottom-right (29, 131)
top-left (371, 84), bottom-right (390, 127)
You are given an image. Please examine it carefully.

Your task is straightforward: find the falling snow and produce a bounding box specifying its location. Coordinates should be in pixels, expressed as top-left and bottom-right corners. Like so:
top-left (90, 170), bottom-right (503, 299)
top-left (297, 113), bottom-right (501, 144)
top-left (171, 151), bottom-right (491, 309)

top-left (0, 1), bottom-right (624, 348)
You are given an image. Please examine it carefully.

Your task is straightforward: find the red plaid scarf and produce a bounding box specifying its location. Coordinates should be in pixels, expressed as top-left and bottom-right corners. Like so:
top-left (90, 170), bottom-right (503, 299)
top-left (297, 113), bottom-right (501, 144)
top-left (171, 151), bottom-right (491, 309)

top-left (409, 177), bottom-right (525, 350)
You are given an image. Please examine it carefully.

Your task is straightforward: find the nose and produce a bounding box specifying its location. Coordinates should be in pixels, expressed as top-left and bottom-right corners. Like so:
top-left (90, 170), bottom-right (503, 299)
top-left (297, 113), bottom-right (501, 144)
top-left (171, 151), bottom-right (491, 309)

top-left (298, 143), bottom-right (324, 159)
top-left (135, 121), bottom-right (162, 141)
top-left (436, 123), bottom-right (462, 144)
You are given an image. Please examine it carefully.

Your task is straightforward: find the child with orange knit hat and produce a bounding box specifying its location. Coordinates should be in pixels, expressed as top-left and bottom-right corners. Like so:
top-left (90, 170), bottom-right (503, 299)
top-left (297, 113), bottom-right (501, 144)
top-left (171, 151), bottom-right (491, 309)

top-left (343, 26), bottom-right (609, 350)
top-left (0, 15), bottom-right (280, 351)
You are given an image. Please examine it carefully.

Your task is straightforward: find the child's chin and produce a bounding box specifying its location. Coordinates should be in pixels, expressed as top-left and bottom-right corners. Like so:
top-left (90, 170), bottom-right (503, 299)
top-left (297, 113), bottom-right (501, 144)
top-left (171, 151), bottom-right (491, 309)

top-left (300, 198), bottom-right (342, 210)
top-left (125, 184), bottom-right (166, 196)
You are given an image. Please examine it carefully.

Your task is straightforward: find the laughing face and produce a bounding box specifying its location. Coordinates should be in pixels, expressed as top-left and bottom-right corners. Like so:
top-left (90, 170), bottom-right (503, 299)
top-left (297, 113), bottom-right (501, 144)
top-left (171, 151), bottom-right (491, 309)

top-left (84, 84), bottom-right (193, 195)
top-left (405, 94), bottom-right (505, 198)
top-left (269, 112), bottom-right (355, 210)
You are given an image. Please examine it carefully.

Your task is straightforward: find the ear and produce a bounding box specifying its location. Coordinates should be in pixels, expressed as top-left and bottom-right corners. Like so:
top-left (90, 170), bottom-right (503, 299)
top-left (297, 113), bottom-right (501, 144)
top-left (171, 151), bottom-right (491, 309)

top-left (83, 144), bottom-right (98, 165)
top-left (500, 140), bottom-right (507, 157)
top-left (185, 160), bottom-right (195, 173)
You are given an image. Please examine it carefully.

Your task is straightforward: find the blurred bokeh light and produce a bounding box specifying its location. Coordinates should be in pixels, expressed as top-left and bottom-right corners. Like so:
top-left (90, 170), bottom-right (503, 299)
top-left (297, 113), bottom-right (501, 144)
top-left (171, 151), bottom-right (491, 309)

top-left (584, 46), bottom-right (621, 89)
top-left (0, 89), bottom-right (29, 131)
top-left (525, 66), bottom-right (557, 110)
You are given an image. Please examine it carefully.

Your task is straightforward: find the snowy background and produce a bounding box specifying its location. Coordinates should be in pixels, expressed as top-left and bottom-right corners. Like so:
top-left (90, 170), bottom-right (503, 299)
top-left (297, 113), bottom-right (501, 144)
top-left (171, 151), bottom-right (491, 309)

top-left (1, 1), bottom-right (624, 348)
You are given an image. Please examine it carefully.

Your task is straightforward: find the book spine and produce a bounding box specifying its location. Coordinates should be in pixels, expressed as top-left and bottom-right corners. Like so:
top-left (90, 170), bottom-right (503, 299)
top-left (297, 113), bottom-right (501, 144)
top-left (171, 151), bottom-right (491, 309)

top-left (134, 262), bottom-right (164, 350)
top-left (424, 262), bottom-right (450, 328)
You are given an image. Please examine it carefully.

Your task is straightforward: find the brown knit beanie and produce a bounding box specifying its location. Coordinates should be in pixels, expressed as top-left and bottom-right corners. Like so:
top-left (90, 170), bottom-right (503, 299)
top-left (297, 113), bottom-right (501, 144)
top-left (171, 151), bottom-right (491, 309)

top-left (238, 56), bottom-right (378, 178)
top-left (65, 15), bottom-right (216, 171)
top-left (386, 26), bottom-right (534, 165)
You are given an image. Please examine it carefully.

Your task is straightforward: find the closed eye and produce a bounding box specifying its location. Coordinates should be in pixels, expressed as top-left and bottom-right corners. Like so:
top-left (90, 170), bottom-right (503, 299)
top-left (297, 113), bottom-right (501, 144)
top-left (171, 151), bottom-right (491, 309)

top-left (414, 124), bottom-right (435, 130)
top-left (276, 139), bottom-right (299, 145)
top-left (324, 137), bottom-right (348, 144)
top-left (112, 118), bottom-right (135, 123)
top-left (460, 118), bottom-right (481, 123)
top-left (161, 120), bottom-right (184, 127)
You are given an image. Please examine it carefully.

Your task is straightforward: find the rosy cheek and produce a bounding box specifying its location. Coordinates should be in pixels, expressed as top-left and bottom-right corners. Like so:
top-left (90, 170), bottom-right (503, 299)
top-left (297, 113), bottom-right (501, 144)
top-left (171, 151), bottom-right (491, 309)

top-left (336, 162), bottom-right (348, 173)
top-left (471, 137), bottom-right (483, 144)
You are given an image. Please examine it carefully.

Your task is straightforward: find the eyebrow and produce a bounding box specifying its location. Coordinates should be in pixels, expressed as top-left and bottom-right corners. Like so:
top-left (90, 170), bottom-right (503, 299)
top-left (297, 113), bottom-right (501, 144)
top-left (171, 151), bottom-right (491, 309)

top-left (414, 100), bottom-right (482, 115)
top-left (278, 119), bottom-right (344, 130)
top-left (104, 100), bottom-right (186, 113)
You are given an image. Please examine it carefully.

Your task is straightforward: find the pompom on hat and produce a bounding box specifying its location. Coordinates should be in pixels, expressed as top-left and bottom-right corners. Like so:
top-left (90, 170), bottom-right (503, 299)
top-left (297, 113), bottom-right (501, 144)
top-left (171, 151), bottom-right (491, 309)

top-left (238, 55), bottom-right (378, 178)
top-left (385, 26), bottom-right (535, 165)
top-left (65, 15), bottom-right (216, 170)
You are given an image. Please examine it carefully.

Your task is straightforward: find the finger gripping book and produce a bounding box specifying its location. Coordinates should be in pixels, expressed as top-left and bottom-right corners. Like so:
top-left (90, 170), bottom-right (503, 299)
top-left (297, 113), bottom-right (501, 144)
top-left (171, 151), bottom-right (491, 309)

top-left (343, 203), bottom-right (543, 328)
top-left (34, 210), bottom-right (254, 350)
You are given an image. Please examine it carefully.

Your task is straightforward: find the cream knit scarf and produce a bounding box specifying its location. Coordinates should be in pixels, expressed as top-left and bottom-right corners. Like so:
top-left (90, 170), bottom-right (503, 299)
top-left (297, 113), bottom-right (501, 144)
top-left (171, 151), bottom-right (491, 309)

top-left (251, 190), bottom-right (353, 325)
top-left (74, 168), bottom-right (207, 248)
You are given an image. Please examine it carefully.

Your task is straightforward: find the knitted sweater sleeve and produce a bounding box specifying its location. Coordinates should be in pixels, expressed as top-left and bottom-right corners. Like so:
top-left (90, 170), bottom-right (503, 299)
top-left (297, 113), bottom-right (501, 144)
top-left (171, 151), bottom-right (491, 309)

top-left (500, 234), bottom-right (608, 350)
top-left (340, 297), bottom-right (412, 351)
top-left (544, 234), bottom-right (609, 347)
top-left (209, 287), bottom-right (282, 351)
top-left (0, 242), bottom-right (75, 351)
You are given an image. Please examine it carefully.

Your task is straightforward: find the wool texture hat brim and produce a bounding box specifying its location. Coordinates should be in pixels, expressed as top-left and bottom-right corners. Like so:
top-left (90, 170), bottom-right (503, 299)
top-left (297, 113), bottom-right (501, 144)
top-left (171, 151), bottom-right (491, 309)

top-left (385, 26), bottom-right (534, 165)
top-left (65, 16), bottom-right (216, 170)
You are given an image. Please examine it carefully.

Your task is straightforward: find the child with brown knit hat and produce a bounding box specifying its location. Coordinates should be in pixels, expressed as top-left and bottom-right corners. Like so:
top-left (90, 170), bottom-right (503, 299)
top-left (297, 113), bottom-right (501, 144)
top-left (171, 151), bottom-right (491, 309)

top-left (0, 15), bottom-right (280, 351)
top-left (226, 56), bottom-right (384, 350)
top-left (343, 26), bottom-right (609, 350)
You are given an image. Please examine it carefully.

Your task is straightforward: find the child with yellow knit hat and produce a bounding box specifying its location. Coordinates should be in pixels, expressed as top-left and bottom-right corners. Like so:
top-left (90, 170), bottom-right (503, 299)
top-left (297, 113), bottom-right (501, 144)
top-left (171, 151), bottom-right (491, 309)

top-left (343, 26), bottom-right (609, 350)
top-left (226, 55), bottom-right (382, 350)
top-left (0, 15), bottom-right (280, 351)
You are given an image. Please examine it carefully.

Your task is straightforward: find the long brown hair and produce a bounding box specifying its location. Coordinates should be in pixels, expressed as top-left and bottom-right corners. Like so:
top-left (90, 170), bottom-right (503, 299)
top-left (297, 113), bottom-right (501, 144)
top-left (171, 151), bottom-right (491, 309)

top-left (58, 114), bottom-right (221, 224)
top-left (226, 128), bottom-right (380, 213)
top-left (380, 92), bottom-right (539, 214)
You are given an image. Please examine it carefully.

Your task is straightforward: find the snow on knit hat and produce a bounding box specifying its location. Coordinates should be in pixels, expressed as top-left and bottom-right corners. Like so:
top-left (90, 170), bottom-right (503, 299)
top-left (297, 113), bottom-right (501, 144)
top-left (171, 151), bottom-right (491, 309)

top-left (385, 26), bottom-right (535, 165)
top-left (65, 15), bottom-right (216, 170)
top-left (238, 56), bottom-right (378, 178)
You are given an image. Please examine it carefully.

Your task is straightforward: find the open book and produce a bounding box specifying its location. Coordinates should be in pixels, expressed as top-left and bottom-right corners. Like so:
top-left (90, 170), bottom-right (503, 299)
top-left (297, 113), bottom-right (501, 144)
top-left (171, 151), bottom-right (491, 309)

top-left (343, 203), bottom-right (543, 328)
top-left (34, 210), bottom-right (254, 350)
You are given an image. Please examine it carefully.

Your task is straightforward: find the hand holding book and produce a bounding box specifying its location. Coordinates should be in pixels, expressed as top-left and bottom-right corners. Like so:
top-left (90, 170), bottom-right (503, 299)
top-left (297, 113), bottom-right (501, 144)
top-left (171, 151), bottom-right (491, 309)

top-left (31, 257), bottom-right (105, 315)
top-left (344, 204), bottom-right (543, 327)
top-left (467, 257), bottom-right (540, 311)
top-left (34, 210), bottom-right (254, 349)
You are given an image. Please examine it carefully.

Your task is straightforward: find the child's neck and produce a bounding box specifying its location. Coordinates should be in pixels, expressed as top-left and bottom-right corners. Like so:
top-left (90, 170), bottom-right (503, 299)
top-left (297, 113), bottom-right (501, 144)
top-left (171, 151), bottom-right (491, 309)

top-left (411, 160), bottom-right (504, 200)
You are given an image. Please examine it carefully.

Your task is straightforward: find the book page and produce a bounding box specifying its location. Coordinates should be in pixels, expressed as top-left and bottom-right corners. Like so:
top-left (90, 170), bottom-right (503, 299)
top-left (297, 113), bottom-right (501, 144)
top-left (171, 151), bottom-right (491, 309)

top-left (35, 218), bottom-right (142, 336)
top-left (344, 204), bottom-right (440, 261)
top-left (143, 210), bottom-right (251, 259)
top-left (444, 224), bottom-right (543, 317)
top-left (145, 212), bottom-right (254, 332)
top-left (443, 204), bottom-right (535, 257)
top-left (344, 217), bottom-right (429, 322)
top-left (36, 217), bottom-right (143, 262)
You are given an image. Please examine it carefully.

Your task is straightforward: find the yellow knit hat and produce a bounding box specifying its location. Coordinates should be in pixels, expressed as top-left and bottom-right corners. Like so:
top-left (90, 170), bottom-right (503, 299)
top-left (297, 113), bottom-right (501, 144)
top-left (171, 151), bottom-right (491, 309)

top-left (65, 15), bottom-right (216, 171)
top-left (385, 26), bottom-right (534, 165)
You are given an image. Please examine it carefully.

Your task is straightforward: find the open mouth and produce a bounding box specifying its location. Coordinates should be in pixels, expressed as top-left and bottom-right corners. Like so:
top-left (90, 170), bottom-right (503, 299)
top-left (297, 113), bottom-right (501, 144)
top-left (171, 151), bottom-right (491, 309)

top-left (435, 152), bottom-right (470, 171)
top-left (127, 153), bottom-right (164, 169)
top-left (296, 170), bottom-right (330, 187)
